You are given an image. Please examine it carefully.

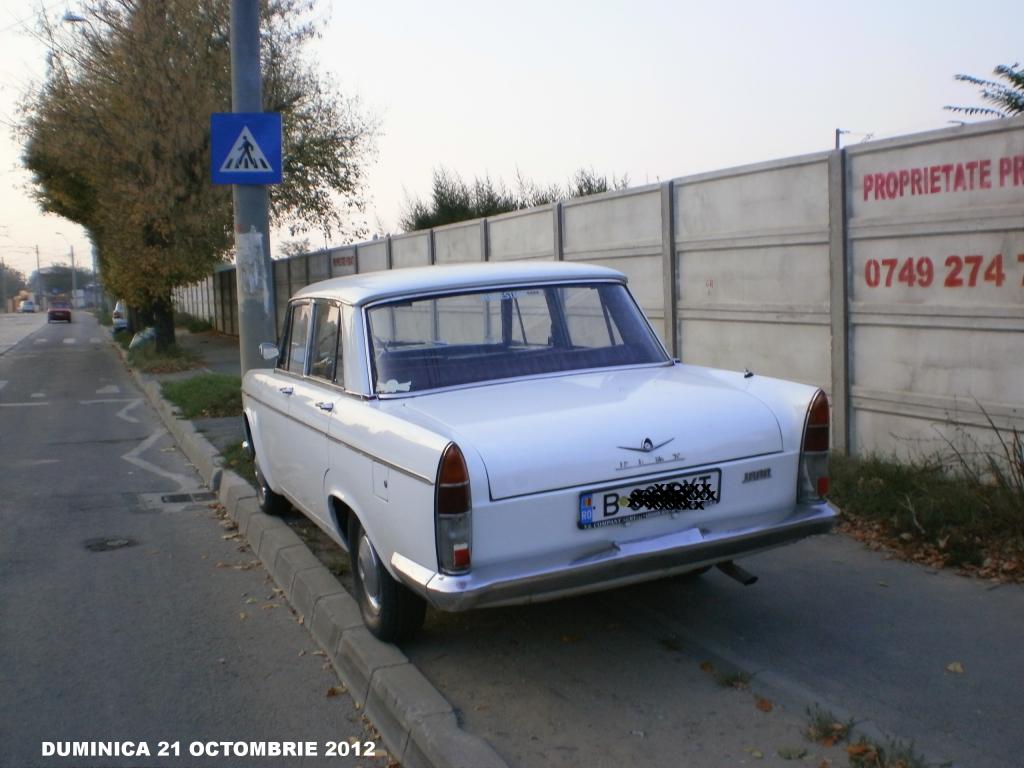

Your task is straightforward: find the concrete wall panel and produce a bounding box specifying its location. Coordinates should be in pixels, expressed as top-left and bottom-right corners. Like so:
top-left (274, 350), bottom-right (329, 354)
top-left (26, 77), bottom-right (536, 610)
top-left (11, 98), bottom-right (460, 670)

top-left (563, 187), bottom-right (662, 260)
top-left (391, 233), bottom-right (430, 269)
top-left (357, 241), bottom-right (388, 274)
top-left (434, 223), bottom-right (482, 264)
top-left (329, 247), bottom-right (357, 277)
top-left (846, 117), bottom-right (1024, 456)
top-left (489, 208), bottom-right (554, 261)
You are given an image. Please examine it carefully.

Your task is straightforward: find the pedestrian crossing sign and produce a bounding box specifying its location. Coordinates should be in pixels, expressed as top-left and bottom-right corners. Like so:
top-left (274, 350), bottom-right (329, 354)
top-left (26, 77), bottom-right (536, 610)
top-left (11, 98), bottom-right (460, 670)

top-left (211, 112), bottom-right (282, 185)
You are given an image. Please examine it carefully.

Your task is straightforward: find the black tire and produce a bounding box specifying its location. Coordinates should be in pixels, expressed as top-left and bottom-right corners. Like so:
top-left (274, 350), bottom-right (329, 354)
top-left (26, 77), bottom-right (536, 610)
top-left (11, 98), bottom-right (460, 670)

top-left (254, 456), bottom-right (289, 516)
top-left (349, 515), bottom-right (426, 642)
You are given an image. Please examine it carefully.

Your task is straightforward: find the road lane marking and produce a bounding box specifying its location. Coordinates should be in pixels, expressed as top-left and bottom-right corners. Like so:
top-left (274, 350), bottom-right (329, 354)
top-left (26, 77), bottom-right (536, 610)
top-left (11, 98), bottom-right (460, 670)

top-left (30, 392), bottom-right (45, 398)
top-left (0, 402), bottom-right (49, 407)
top-left (34, 338), bottom-right (47, 344)
top-left (116, 398), bottom-right (143, 424)
top-left (96, 384), bottom-right (120, 394)
top-left (121, 428), bottom-right (194, 490)
top-left (89, 337), bottom-right (102, 343)
top-left (62, 338), bottom-right (77, 345)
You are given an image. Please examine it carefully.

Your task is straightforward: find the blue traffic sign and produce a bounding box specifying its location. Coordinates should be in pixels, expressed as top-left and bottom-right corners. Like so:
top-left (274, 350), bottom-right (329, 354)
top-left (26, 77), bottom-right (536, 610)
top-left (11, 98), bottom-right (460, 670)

top-left (211, 112), bottom-right (282, 185)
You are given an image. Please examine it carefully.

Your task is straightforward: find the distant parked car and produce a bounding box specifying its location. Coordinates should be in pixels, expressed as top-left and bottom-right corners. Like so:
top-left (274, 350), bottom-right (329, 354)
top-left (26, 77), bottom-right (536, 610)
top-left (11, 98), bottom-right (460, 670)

top-left (18, 299), bottom-right (36, 313)
top-left (242, 262), bottom-right (838, 641)
top-left (111, 300), bottom-right (128, 331)
top-left (47, 301), bottom-right (72, 323)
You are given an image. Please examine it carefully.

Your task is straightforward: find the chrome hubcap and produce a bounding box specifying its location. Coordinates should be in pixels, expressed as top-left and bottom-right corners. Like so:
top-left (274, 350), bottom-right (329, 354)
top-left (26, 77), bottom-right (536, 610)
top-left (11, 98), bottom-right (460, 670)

top-left (357, 533), bottom-right (381, 614)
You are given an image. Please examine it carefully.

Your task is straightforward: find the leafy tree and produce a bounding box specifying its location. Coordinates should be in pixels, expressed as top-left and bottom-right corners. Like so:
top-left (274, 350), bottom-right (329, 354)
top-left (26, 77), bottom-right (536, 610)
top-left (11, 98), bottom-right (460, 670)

top-left (945, 63), bottom-right (1024, 118)
top-left (278, 238), bottom-right (313, 259)
top-left (1, 263), bottom-right (28, 303)
top-left (20, 0), bottom-right (375, 349)
top-left (400, 166), bottom-right (629, 231)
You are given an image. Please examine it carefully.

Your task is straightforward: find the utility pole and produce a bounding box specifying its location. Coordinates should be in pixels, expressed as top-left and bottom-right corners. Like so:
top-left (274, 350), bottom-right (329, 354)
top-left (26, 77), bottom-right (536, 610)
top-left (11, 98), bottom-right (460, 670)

top-left (1, 258), bottom-right (6, 313)
top-left (35, 245), bottom-right (44, 301)
top-left (70, 245), bottom-right (77, 306)
top-left (230, 0), bottom-right (276, 376)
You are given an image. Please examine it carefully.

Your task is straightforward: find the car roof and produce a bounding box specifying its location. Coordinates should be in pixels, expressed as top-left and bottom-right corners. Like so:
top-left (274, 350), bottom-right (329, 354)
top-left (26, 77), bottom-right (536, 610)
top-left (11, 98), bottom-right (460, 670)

top-left (291, 261), bottom-right (627, 306)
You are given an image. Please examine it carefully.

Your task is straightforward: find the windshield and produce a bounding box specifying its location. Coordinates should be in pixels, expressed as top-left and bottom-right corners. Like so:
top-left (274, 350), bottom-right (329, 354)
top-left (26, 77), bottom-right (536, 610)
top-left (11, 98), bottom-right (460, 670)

top-left (366, 282), bottom-right (668, 394)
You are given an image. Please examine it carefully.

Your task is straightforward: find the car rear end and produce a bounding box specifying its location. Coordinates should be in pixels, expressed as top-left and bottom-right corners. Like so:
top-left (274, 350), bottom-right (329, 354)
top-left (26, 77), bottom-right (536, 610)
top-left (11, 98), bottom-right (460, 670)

top-left (48, 304), bottom-right (72, 323)
top-left (389, 372), bottom-right (837, 611)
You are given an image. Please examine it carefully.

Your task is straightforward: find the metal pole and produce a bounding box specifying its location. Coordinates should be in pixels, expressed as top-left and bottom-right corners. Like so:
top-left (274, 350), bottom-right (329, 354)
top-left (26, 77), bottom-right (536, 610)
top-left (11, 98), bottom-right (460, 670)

top-left (70, 245), bottom-right (77, 306)
top-left (36, 245), bottom-right (44, 301)
top-left (230, 0), bottom-right (276, 375)
top-left (1, 258), bottom-right (6, 313)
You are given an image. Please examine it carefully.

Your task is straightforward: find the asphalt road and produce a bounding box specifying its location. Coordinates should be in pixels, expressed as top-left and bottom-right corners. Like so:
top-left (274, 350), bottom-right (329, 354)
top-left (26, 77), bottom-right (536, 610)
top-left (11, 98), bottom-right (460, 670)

top-left (403, 502), bottom-right (1024, 768)
top-left (0, 314), bottom-right (384, 768)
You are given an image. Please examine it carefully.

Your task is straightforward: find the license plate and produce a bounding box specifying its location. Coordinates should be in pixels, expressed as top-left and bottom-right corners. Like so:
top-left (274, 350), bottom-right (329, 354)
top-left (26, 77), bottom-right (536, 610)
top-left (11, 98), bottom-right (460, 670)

top-left (578, 469), bottom-right (722, 529)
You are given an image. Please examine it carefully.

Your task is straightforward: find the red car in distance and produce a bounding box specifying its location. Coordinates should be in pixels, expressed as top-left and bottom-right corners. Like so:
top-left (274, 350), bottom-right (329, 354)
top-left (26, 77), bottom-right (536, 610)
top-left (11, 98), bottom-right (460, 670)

top-left (47, 301), bottom-right (72, 323)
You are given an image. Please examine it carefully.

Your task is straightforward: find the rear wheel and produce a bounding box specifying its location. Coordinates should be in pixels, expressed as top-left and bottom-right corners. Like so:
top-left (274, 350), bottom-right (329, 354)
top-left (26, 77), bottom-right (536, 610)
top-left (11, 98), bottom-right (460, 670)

top-left (349, 515), bottom-right (426, 642)
top-left (254, 456), bottom-right (289, 515)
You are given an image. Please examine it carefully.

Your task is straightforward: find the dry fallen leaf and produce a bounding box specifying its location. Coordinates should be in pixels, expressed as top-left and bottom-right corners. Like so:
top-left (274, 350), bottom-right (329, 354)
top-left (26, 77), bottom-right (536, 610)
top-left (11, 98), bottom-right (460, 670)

top-left (699, 661), bottom-right (714, 673)
top-left (325, 686), bottom-right (345, 697)
top-left (560, 634), bottom-right (581, 643)
top-left (238, 611), bottom-right (247, 620)
top-left (756, 697), bottom-right (773, 713)
top-left (946, 661), bottom-right (965, 674)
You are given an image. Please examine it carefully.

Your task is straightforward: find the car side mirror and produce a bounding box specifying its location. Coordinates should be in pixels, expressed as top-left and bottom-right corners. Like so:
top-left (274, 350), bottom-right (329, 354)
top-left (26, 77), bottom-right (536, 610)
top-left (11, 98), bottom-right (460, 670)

top-left (259, 342), bottom-right (280, 362)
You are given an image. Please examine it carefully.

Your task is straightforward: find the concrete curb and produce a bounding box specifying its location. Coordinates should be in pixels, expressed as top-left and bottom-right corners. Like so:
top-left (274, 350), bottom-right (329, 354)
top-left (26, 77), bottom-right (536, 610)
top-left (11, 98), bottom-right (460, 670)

top-left (117, 343), bottom-right (507, 768)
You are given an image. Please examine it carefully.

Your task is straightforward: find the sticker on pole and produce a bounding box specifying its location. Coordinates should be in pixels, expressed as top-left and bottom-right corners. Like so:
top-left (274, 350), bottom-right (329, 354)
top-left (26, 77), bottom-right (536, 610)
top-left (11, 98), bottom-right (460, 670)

top-left (211, 112), bottom-right (282, 185)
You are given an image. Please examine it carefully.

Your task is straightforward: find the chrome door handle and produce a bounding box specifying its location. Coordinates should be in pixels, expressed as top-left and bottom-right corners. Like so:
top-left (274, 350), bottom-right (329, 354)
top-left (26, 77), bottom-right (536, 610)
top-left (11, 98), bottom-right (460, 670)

top-left (316, 401), bottom-right (334, 412)
top-left (279, 386), bottom-right (294, 395)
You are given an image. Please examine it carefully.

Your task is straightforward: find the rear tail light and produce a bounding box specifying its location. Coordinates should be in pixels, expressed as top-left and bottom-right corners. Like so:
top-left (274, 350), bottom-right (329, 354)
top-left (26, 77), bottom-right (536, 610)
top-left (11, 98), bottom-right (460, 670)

top-left (798, 389), bottom-right (830, 502)
top-left (436, 443), bottom-right (472, 574)
top-left (112, 311), bottom-right (123, 319)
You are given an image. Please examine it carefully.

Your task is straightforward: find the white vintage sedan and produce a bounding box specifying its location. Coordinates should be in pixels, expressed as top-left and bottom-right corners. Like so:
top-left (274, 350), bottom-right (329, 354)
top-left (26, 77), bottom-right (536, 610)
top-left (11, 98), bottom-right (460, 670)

top-left (242, 262), bottom-right (837, 641)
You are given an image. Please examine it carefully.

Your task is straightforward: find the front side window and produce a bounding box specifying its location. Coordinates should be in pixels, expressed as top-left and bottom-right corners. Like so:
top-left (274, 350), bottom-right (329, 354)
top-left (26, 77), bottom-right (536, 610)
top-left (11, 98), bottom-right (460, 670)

top-left (366, 282), bottom-right (667, 394)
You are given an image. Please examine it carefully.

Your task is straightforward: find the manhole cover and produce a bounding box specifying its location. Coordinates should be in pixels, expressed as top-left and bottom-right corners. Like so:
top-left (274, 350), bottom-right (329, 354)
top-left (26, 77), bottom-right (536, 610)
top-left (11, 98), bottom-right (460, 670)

top-left (160, 492), bottom-right (217, 504)
top-left (84, 537), bottom-right (139, 553)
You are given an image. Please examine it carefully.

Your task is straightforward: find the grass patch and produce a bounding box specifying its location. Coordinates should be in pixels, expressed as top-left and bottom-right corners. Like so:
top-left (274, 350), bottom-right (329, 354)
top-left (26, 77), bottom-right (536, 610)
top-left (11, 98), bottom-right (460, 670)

top-left (113, 329), bottom-right (132, 350)
top-left (174, 310), bottom-right (214, 333)
top-left (831, 448), bottom-right (1024, 574)
top-left (95, 307), bottom-right (112, 326)
top-left (714, 669), bottom-right (751, 689)
top-left (221, 440), bottom-right (254, 485)
top-left (128, 344), bottom-right (202, 373)
top-left (161, 373), bottom-right (242, 418)
top-left (804, 704), bottom-right (853, 747)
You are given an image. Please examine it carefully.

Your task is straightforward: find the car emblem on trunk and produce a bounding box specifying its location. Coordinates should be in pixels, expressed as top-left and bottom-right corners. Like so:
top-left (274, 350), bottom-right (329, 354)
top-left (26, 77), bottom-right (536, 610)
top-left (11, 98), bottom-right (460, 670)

top-left (618, 437), bottom-right (674, 453)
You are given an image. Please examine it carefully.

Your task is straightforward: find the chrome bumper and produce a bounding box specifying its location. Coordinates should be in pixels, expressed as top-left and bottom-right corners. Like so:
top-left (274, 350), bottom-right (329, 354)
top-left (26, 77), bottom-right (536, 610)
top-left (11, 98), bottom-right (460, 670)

top-left (392, 500), bottom-right (839, 611)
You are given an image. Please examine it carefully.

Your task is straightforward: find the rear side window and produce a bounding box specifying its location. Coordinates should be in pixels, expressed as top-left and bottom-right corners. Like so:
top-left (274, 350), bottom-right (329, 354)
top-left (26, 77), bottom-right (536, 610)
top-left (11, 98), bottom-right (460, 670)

top-left (309, 301), bottom-right (341, 382)
top-left (285, 302), bottom-right (312, 375)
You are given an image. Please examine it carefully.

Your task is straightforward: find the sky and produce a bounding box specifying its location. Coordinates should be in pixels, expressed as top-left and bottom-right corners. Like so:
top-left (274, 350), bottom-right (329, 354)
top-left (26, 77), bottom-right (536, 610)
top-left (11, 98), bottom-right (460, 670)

top-left (0, 0), bottom-right (1020, 280)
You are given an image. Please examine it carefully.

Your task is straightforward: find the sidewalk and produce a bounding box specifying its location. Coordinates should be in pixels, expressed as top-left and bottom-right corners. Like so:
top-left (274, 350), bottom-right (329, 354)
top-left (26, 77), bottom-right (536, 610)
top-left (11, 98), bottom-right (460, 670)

top-left (157, 328), bottom-right (245, 455)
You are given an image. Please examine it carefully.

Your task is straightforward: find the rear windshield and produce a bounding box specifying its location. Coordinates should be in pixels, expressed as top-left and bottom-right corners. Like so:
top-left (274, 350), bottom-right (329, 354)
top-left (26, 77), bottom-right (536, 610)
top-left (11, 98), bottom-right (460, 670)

top-left (366, 282), bottom-right (668, 394)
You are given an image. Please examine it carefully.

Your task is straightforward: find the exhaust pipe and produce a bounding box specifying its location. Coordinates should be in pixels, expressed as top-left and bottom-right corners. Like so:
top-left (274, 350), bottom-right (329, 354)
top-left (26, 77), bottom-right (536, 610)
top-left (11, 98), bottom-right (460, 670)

top-left (717, 560), bottom-right (758, 586)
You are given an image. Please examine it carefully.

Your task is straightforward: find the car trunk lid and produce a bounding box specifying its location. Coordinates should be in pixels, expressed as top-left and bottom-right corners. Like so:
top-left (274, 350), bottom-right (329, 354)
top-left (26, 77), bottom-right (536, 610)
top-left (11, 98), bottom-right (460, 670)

top-left (390, 365), bottom-right (782, 500)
